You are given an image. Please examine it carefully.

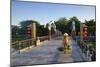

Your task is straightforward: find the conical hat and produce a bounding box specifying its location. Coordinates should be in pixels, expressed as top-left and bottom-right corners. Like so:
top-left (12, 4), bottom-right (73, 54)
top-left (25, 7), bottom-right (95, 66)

top-left (64, 33), bottom-right (68, 36)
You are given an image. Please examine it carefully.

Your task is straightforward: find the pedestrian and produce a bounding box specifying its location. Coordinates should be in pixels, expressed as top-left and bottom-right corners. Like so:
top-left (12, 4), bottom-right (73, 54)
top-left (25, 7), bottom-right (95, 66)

top-left (72, 31), bottom-right (76, 40)
top-left (63, 33), bottom-right (69, 54)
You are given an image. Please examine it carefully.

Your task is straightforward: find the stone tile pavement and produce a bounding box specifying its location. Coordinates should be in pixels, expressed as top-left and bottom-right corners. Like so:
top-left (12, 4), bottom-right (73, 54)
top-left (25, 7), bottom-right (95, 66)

top-left (11, 37), bottom-right (87, 66)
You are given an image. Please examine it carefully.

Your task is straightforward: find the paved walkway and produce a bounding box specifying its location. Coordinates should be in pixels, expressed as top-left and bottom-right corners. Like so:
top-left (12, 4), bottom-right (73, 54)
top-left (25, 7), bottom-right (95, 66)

top-left (71, 39), bottom-right (87, 62)
top-left (11, 36), bottom-right (87, 66)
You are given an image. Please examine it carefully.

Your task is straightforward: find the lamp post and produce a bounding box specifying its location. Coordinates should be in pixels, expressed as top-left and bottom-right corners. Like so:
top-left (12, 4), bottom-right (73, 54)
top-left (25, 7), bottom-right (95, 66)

top-left (80, 23), bottom-right (88, 46)
top-left (51, 23), bottom-right (56, 37)
top-left (48, 22), bottom-right (51, 40)
top-left (27, 23), bottom-right (36, 39)
top-left (72, 21), bottom-right (75, 31)
top-left (72, 21), bottom-right (76, 40)
top-left (46, 21), bottom-right (57, 40)
top-left (27, 23), bottom-right (36, 46)
top-left (83, 24), bottom-right (88, 41)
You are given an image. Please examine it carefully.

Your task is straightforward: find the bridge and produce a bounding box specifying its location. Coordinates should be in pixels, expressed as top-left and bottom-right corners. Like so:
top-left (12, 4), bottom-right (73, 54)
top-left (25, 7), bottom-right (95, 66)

top-left (11, 35), bottom-right (95, 66)
top-left (11, 22), bottom-right (95, 66)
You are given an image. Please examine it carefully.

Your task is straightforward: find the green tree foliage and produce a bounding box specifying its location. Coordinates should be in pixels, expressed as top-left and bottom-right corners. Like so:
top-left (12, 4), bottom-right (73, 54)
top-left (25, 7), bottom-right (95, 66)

top-left (12, 20), bottom-right (49, 41)
top-left (85, 19), bottom-right (96, 36)
top-left (54, 16), bottom-right (80, 35)
top-left (54, 17), bottom-right (68, 34)
top-left (11, 25), bottom-right (22, 42)
top-left (12, 17), bottom-right (96, 41)
top-left (37, 25), bottom-right (48, 36)
top-left (68, 16), bottom-right (80, 35)
top-left (20, 20), bottom-right (41, 38)
top-left (20, 20), bottom-right (36, 39)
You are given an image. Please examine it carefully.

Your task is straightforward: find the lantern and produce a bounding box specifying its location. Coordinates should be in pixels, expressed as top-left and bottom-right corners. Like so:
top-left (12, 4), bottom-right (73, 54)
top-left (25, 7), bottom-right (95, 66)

top-left (83, 26), bottom-right (88, 41)
top-left (27, 27), bottom-right (32, 37)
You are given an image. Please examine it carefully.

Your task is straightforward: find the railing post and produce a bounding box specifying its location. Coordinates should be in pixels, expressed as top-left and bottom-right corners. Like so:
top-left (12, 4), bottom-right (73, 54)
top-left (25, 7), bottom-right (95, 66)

top-left (18, 41), bottom-right (21, 54)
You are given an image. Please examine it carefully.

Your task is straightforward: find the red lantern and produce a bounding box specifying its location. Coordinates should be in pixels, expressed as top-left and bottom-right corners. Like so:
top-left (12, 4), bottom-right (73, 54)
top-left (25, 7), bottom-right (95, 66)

top-left (84, 34), bottom-right (87, 37)
top-left (84, 31), bottom-right (87, 34)
top-left (27, 31), bottom-right (31, 34)
top-left (84, 27), bottom-right (87, 30)
top-left (27, 27), bottom-right (32, 37)
top-left (83, 26), bottom-right (88, 40)
top-left (27, 27), bottom-right (31, 30)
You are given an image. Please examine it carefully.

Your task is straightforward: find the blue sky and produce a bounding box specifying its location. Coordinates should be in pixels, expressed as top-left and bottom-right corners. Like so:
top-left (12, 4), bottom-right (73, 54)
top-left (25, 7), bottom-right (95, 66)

top-left (12, 0), bottom-right (95, 25)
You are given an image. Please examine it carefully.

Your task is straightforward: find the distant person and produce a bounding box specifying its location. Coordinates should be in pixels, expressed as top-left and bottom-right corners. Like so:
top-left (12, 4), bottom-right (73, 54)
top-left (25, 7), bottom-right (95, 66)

top-left (63, 33), bottom-right (69, 54)
top-left (72, 31), bottom-right (76, 40)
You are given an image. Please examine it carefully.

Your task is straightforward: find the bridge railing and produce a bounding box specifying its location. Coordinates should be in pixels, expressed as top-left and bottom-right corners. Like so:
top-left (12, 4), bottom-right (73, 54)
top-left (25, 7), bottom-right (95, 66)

top-left (39, 36), bottom-right (49, 42)
top-left (11, 35), bottom-right (51, 50)
top-left (11, 33), bottom-right (63, 51)
top-left (76, 36), bottom-right (96, 61)
top-left (12, 38), bottom-right (35, 50)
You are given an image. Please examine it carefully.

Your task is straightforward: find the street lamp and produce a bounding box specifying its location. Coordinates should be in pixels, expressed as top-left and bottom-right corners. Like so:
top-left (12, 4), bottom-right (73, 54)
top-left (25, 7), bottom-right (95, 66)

top-left (51, 23), bottom-right (56, 32)
top-left (72, 21), bottom-right (75, 31)
top-left (51, 23), bottom-right (57, 37)
top-left (83, 24), bottom-right (88, 41)
top-left (47, 21), bottom-right (57, 40)
top-left (48, 22), bottom-right (51, 40)
top-left (72, 21), bottom-right (76, 40)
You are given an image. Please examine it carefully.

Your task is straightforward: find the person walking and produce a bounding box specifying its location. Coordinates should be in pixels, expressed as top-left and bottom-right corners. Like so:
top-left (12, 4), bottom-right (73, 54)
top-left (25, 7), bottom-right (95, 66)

top-left (63, 33), bottom-right (69, 54)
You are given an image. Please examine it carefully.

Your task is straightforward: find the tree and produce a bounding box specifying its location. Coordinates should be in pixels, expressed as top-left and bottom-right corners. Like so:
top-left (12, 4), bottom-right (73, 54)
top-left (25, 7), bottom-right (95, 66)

top-left (54, 17), bottom-right (68, 34)
top-left (85, 19), bottom-right (96, 36)
top-left (37, 25), bottom-right (48, 36)
top-left (20, 20), bottom-right (41, 38)
top-left (11, 25), bottom-right (21, 42)
top-left (20, 20), bottom-right (40, 28)
top-left (67, 16), bottom-right (80, 35)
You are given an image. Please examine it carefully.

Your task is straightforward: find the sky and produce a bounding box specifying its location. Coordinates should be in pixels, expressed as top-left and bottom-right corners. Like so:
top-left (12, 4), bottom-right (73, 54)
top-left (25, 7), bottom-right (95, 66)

top-left (11, 0), bottom-right (96, 25)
